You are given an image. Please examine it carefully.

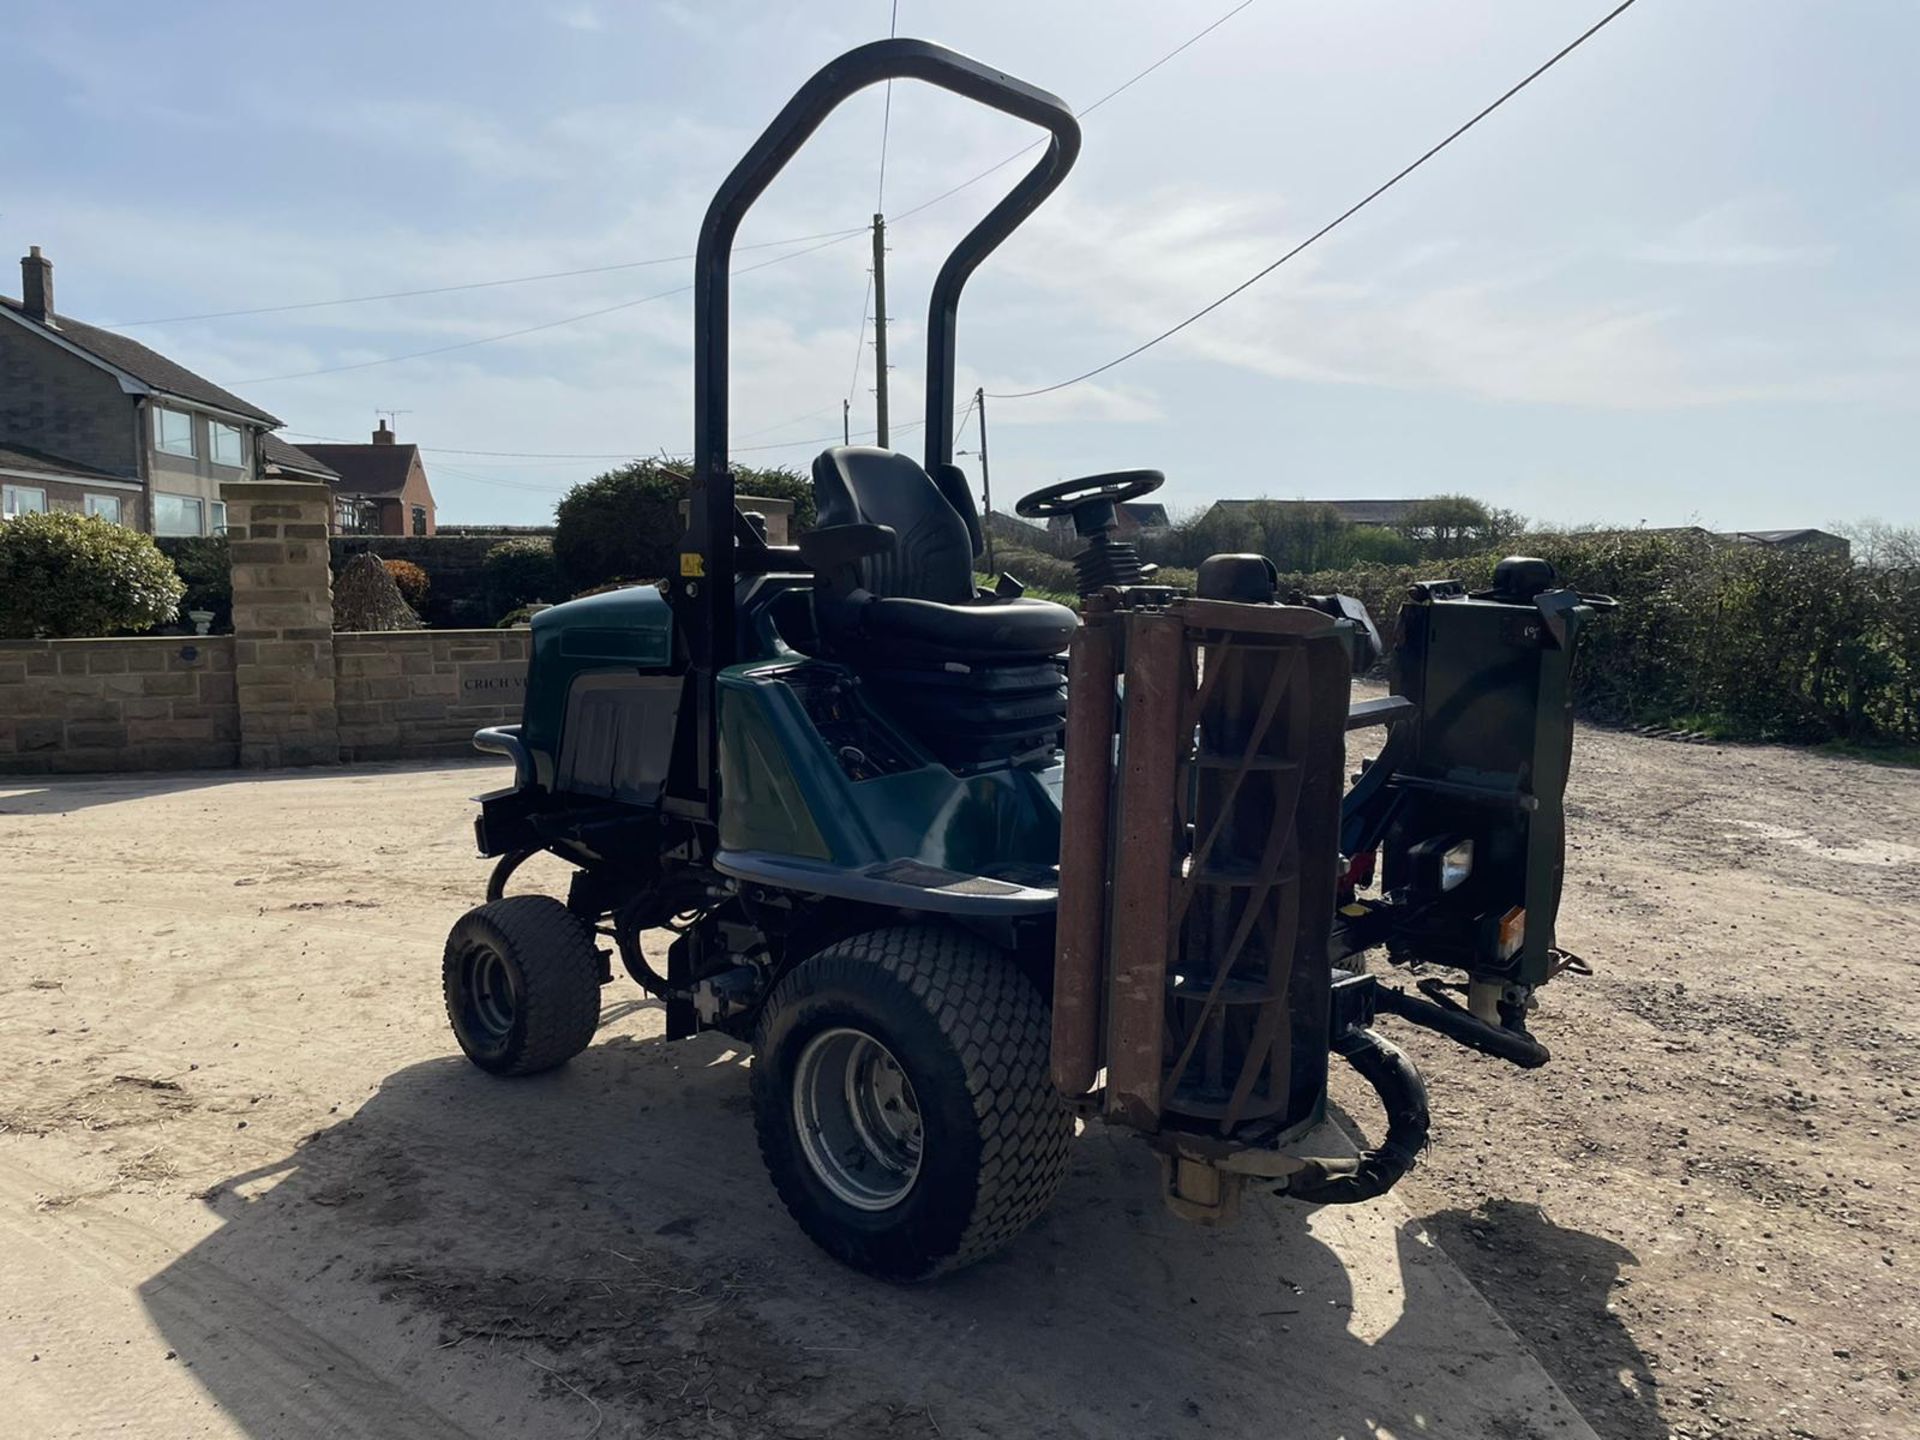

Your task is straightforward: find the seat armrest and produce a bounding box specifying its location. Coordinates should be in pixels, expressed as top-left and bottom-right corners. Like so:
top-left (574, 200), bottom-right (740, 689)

top-left (799, 523), bottom-right (897, 594)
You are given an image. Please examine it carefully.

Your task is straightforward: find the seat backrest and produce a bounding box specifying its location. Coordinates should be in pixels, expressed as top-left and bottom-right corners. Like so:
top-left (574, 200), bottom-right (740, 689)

top-left (810, 446), bottom-right (974, 602)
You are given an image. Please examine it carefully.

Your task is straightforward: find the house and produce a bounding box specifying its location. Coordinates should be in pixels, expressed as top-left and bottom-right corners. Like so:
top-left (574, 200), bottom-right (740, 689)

top-left (1727, 528), bottom-right (1850, 560)
top-left (297, 422), bottom-right (438, 536)
top-left (1, 246), bottom-right (284, 536)
top-left (1199, 497), bottom-right (1422, 529)
top-left (261, 433), bottom-right (340, 488)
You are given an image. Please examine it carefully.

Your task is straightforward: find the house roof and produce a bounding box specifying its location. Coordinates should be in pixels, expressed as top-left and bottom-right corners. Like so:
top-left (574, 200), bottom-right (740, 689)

top-left (296, 441), bottom-right (421, 499)
top-left (0, 295), bottom-right (282, 427)
top-left (0, 441), bottom-right (131, 484)
top-left (1119, 501), bottom-right (1170, 528)
top-left (1730, 528), bottom-right (1841, 546)
top-left (1207, 497), bottom-right (1420, 527)
top-left (260, 432), bottom-right (340, 481)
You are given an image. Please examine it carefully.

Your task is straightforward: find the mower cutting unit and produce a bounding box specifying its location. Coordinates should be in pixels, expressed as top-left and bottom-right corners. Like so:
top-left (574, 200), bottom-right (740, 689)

top-left (442, 38), bottom-right (1615, 1278)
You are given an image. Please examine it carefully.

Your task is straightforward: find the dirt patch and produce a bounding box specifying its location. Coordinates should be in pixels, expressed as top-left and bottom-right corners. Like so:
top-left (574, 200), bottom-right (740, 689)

top-left (1340, 717), bottom-right (1920, 1440)
top-left (0, 1073), bottom-right (196, 1138)
top-left (374, 1252), bottom-right (882, 1440)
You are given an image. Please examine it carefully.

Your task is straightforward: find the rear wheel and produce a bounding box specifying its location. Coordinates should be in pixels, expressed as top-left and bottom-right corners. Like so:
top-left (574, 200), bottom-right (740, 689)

top-left (443, 896), bottom-right (601, 1076)
top-left (751, 924), bottom-right (1072, 1280)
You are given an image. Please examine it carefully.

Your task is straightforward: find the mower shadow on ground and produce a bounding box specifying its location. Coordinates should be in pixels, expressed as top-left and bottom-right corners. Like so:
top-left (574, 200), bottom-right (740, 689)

top-left (0, 757), bottom-right (507, 817)
top-left (140, 1021), bottom-right (1626, 1439)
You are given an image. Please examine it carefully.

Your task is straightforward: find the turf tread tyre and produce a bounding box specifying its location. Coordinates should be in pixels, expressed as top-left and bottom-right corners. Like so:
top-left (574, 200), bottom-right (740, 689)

top-left (443, 896), bottom-right (601, 1076)
top-left (752, 924), bottom-right (1071, 1280)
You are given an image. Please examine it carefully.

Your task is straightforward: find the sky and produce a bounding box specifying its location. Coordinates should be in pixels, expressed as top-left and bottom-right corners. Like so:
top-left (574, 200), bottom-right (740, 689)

top-left (4, 0), bottom-right (1915, 531)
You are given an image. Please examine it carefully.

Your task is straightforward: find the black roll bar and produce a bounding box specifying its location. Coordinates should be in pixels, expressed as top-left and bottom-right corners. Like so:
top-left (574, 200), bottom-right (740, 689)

top-left (668, 38), bottom-right (1080, 819)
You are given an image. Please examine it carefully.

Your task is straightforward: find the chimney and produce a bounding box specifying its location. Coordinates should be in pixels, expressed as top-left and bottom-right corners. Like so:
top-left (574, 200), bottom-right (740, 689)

top-left (372, 419), bottom-right (395, 445)
top-left (21, 246), bottom-right (53, 323)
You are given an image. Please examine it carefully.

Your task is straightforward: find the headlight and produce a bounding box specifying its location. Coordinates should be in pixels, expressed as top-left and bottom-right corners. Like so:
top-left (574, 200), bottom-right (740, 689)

top-left (1409, 834), bottom-right (1474, 895)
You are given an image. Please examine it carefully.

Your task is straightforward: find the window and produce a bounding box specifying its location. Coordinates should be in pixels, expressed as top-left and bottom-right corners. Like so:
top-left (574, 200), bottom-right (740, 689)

top-left (210, 422), bottom-right (245, 467)
top-left (154, 405), bottom-right (196, 457)
top-left (84, 493), bottom-right (123, 525)
top-left (3, 484), bottom-right (48, 517)
top-left (153, 493), bottom-right (204, 536)
top-left (209, 499), bottom-right (228, 535)
top-left (411, 505), bottom-right (427, 536)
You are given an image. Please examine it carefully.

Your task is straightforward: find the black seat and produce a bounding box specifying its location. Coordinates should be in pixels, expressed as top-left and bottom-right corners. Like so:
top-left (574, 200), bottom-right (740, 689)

top-left (808, 446), bottom-right (1077, 664)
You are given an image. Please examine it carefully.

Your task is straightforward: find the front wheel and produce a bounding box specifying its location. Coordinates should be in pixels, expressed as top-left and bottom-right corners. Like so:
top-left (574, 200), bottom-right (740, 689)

top-left (751, 924), bottom-right (1072, 1280)
top-left (443, 896), bottom-right (601, 1076)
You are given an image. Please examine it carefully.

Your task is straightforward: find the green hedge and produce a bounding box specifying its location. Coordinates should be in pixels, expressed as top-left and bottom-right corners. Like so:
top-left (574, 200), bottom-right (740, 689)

top-left (1281, 531), bottom-right (1920, 746)
top-left (553, 459), bottom-right (814, 593)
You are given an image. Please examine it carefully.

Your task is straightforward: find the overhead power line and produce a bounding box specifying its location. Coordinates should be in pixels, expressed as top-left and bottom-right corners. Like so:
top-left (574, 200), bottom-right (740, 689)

top-left (103, 228), bottom-right (867, 329)
top-left (890, 0), bottom-right (1255, 226)
top-left (989, 0), bottom-right (1642, 400)
top-left (117, 0), bottom-right (1252, 337)
top-left (877, 0), bottom-right (901, 212)
top-left (234, 229), bottom-right (862, 385)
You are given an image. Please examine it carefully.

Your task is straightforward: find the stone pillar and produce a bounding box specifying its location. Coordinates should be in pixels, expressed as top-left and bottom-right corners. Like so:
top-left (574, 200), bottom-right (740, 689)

top-left (223, 481), bottom-right (340, 767)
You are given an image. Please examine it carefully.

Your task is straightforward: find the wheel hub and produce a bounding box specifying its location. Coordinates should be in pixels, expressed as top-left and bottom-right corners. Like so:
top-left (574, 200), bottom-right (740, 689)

top-left (463, 945), bottom-right (517, 1041)
top-left (793, 1027), bottom-right (923, 1211)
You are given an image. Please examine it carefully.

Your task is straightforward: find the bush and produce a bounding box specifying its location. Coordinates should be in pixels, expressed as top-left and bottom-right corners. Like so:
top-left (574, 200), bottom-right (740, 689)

top-left (333, 552), bottom-right (418, 631)
top-left (0, 511), bottom-right (185, 638)
top-left (482, 538), bottom-right (561, 618)
top-left (553, 459), bottom-right (814, 593)
top-left (1276, 530), bottom-right (1920, 748)
top-left (158, 535), bottom-right (232, 632)
top-left (381, 558), bottom-right (430, 609)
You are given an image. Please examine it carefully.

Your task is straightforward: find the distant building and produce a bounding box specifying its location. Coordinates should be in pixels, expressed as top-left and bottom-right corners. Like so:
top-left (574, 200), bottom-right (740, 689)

top-left (298, 422), bottom-right (439, 536)
top-left (1726, 528), bottom-right (1850, 559)
top-left (1198, 498), bottom-right (1422, 528)
top-left (2, 246), bottom-right (284, 536)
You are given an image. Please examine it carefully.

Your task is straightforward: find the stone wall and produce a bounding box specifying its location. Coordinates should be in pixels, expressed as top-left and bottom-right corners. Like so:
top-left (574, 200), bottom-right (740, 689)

top-left (226, 482), bottom-right (338, 768)
top-left (1, 480), bottom-right (536, 776)
top-left (0, 636), bottom-right (237, 773)
top-left (334, 630), bottom-right (530, 762)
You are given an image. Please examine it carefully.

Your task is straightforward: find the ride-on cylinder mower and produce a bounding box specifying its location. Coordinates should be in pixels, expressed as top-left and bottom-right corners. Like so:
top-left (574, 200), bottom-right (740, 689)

top-left (442, 38), bottom-right (1615, 1279)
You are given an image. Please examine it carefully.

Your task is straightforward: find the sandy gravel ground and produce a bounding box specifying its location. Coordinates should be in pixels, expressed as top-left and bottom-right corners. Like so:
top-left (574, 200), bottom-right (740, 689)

top-left (0, 716), bottom-right (1914, 1439)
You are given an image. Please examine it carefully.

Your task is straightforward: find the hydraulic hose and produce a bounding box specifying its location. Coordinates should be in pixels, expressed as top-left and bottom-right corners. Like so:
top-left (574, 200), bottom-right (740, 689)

top-left (1280, 1027), bottom-right (1430, 1206)
top-left (1374, 984), bottom-right (1551, 1069)
top-left (485, 848), bottom-right (537, 902)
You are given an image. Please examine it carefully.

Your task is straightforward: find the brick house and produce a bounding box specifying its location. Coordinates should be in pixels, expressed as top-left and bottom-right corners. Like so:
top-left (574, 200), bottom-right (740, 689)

top-left (298, 422), bottom-right (438, 536)
top-left (1, 246), bottom-right (285, 536)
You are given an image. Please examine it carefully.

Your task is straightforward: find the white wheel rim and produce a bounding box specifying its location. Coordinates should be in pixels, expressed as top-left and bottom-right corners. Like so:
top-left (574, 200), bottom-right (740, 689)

top-left (792, 1027), bottom-right (924, 1211)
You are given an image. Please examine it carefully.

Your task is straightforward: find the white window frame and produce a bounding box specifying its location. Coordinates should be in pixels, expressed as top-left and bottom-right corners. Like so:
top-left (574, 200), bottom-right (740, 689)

top-left (210, 499), bottom-right (228, 535)
top-left (3, 484), bottom-right (49, 517)
top-left (84, 493), bottom-right (124, 524)
top-left (154, 405), bottom-right (197, 458)
top-left (153, 492), bottom-right (205, 537)
top-left (210, 421), bottom-right (245, 468)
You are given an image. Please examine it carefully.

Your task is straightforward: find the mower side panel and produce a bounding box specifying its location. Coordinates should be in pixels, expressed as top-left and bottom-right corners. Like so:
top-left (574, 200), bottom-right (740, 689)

top-left (521, 586), bottom-right (677, 790)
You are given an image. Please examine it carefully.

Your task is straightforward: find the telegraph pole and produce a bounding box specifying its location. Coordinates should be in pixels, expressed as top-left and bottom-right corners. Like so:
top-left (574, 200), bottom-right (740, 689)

top-left (843, 398), bottom-right (850, 445)
top-left (871, 213), bottom-right (889, 447)
top-left (975, 386), bottom-right (996, 574)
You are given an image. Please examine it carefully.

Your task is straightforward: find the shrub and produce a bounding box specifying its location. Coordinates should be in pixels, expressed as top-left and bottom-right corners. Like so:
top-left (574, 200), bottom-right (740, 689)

top-left (482, 537), bottom-right (561, 618)
top-left (553, 459), bottom-right (814, 593)
top-left (381, 558), bottom-right (431, 609)
top-left (333, 552), bottom-right (418, 631)
top-left (158, 535), bottom-right (232, 632)
top-left (0, 511), bottom-right (185, 638)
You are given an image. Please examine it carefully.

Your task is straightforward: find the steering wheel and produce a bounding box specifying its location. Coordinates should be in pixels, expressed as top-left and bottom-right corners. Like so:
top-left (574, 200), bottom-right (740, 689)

top-left (1014, 469), bottom-right (1164, 519)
